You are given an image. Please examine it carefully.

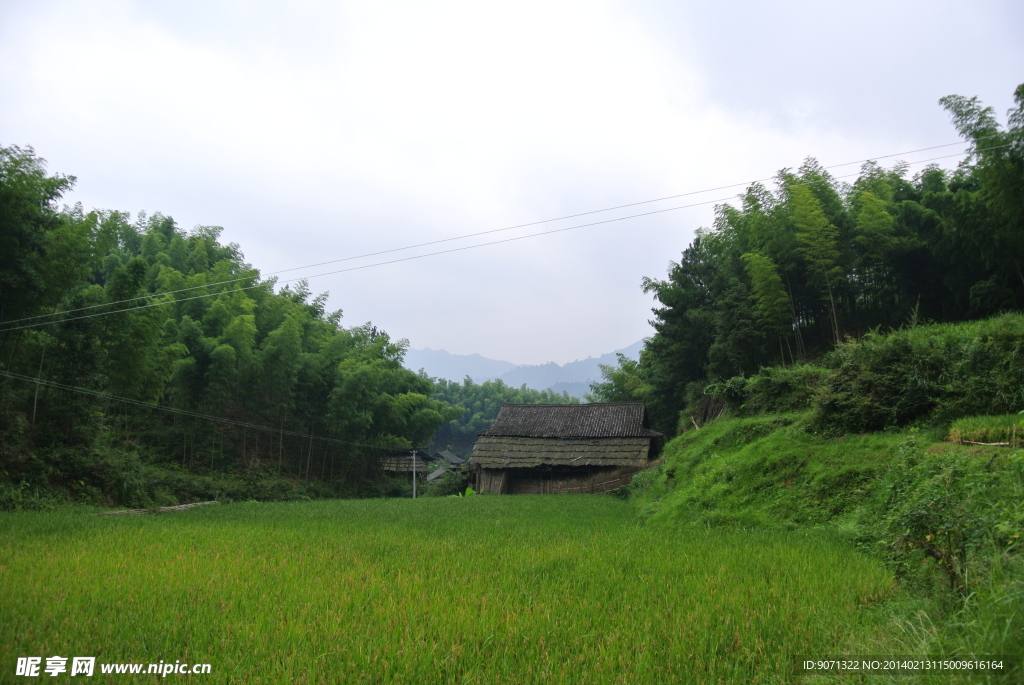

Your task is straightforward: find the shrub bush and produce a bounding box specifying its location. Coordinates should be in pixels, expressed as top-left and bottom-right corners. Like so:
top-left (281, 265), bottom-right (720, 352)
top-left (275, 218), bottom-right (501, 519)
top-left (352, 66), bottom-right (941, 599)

top-left (0, 480), bottom-right (65, 511)
top-left (708, 366), bottom-right (828, 417)
top-left (420, 470), bottom-right (468, 497)
top-left (813, 334), bottom-right (945, 433)
top-left (866, 437), bottom-right (1024, 595)
top-left (622, 464), bottom-right (661, 500)
top-left (815, 314), bottom-right (1024, 433)
top-left (706, 314), bottom-right (1024, 433)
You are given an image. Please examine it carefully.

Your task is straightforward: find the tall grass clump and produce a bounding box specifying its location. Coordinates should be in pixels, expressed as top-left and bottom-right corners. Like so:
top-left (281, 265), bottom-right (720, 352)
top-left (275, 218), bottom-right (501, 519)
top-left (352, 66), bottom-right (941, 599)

top-left (948, 414), bottom-right (1023, 446)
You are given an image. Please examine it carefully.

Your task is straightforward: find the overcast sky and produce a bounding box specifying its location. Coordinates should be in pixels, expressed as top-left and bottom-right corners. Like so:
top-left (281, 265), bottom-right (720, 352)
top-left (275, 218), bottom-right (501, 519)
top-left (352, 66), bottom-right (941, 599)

top-left (2, 0), bottom-right (1021, 365)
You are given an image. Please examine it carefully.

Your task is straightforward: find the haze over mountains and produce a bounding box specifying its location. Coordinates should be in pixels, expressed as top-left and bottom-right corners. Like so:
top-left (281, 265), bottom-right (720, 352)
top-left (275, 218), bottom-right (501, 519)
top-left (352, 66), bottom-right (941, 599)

top-left (404, 341), bottom-right (645, 398)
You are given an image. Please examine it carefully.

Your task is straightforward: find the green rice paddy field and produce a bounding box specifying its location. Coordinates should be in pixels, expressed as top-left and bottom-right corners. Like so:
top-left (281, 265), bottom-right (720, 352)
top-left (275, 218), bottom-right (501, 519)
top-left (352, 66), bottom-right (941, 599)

top-left (1, 497), bottom-right (897, 684)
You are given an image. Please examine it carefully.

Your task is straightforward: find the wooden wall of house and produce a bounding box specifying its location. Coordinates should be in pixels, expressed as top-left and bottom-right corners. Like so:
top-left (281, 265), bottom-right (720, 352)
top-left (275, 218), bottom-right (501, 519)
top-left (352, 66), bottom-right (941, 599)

top-left (476, 468), bottom-right (509, 494)
top-left (476, 465), bottom-right (649, 495)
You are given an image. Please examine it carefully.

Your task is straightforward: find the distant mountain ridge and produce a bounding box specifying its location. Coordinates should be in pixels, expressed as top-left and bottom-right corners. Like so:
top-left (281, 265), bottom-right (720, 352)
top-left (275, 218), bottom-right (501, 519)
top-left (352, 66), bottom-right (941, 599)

top-left (402, 348), bottom-right (517, 383)
top-left (404, 340), bottom-right (645, 398)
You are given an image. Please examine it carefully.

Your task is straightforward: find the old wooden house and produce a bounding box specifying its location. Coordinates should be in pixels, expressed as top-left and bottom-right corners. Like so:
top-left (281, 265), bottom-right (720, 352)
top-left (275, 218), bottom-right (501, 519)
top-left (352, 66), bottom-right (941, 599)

top-left (380, 450), bottom-right (435, 480)
top-left (467, 402), bottom-right (661, 494)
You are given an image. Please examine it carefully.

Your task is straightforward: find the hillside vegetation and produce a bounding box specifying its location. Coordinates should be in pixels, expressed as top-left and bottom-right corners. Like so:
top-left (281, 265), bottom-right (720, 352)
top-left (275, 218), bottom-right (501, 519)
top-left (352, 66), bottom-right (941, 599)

top-left (633, 426), bottom-right (1023, 681)
top-left (626, 314), bottom-right (1024, 681)
top-left (713, 313), bottom-right (1024, 433)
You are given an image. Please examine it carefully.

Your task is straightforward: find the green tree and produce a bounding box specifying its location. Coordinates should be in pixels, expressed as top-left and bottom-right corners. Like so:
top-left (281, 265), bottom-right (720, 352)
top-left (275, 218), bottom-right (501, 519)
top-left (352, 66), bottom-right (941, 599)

top-left (259, 311), bottom-right (304, 416)
top-left (939, 84), bottom-right (1024, 305)
top-left (0, 146), bottom-right (76, 329)
top-left (641, 237), bottom-right (719, 433)
top-left (790, 184), bottom-right (843, 344)
top-left (742, 252), bottom-right (792, 364)
top-left (100, 257), bottom-right (176, 401)
top-left (585, 353), bottom-right (651, 403)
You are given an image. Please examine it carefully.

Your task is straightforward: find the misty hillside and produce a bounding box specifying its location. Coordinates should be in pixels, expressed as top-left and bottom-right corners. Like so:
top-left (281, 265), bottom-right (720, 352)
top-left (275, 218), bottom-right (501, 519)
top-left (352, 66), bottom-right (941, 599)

top-left (404, 340), bottom-right (645, 397)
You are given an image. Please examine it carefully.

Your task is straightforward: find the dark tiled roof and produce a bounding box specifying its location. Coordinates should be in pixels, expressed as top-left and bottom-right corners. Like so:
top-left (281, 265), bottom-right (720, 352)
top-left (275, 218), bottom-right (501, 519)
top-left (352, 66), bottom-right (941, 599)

top-left (432, 450), bottom-right (464, 464)
top-left (478, 402), bottom-right (662, 438)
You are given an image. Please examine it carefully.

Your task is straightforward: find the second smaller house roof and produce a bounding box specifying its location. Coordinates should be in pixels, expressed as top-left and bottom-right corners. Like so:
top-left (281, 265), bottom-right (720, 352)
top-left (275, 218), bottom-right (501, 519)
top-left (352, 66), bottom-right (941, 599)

top-left (380, 450), bottom-right (433, 472)
top-left (425, 466), bottom-right (452, 482)
top-left (432, 450), bottom-right (465, 465)
top-left (479, 402), bottom-right (661, 439)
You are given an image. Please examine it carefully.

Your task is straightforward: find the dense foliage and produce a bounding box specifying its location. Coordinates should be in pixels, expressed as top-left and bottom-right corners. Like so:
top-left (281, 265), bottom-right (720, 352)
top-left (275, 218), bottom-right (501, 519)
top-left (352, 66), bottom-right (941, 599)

top-left (0, 146), bottom-right (460, 506)
top-left (427, 376), bottom-right (577, 454)
top-left (710, 313), bottom-right (1024, 434)
top-left (592, 85), bottom-right (1024, 434)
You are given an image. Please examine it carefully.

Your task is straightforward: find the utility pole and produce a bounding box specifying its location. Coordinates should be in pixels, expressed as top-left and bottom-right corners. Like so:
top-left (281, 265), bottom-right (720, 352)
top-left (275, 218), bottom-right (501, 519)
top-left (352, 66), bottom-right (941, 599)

top-left (411, 449), bottom-right (417, 499)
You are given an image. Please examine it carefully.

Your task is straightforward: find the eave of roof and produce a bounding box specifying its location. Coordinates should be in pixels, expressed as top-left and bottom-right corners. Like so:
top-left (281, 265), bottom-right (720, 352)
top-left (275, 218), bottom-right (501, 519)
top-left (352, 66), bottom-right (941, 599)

top-left (468, 435), bottom-right (653, 468)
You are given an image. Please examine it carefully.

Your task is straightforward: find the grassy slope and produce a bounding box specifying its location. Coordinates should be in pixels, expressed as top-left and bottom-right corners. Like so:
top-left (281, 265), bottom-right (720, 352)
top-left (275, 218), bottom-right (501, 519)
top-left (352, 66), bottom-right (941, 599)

top-left (1, 497), bottom-right (893, 684)
top-left (638, 313), bottom-right (1024, 533)
top-left (633, 414), bottom-right (1024, 683)
top-left (636, 414), bottom-right (924, 529)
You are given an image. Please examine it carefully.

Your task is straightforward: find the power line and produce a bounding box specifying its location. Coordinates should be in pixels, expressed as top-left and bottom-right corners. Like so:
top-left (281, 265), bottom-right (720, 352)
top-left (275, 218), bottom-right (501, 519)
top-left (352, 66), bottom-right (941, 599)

top-left (0, 143), bottom-right (1005, 333)
top-left (0, 147), bottom-right (991, 332)
top-left (0, 369), bottom-right (397, 452)
top-left (1, 139), bottom-right (980, 328)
